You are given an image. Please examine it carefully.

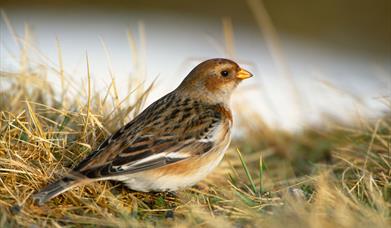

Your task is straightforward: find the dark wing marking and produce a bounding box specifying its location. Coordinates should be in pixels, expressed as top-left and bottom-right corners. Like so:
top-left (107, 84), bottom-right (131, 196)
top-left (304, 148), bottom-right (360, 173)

top-left (73, 94), bottom-right (225, 179)
top-left (81, 153), bottom-right (184, 178)
top-left (80, 139), bottom-right (215, 178)
top-left (73, 93), bottom-right (177, 171)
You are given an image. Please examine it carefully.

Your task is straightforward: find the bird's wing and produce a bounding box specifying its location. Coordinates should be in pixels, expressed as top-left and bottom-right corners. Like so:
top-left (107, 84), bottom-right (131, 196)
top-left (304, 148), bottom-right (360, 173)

top-left (73, 93), bottom-right (227, 179)
top-left (79, 135), bottom-right (216, 178)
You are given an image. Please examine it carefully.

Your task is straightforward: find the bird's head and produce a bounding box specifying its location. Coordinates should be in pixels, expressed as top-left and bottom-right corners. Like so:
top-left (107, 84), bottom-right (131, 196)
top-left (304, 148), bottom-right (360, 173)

top-left (176, 58), bottom-right (253, 104)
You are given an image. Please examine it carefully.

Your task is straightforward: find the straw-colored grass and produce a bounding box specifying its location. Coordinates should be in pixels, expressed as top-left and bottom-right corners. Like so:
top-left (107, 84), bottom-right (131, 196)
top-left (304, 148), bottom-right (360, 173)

top-left (1, 57), bottom-right (390, 227)
top-left (1, 6), bottom-right (390, 226)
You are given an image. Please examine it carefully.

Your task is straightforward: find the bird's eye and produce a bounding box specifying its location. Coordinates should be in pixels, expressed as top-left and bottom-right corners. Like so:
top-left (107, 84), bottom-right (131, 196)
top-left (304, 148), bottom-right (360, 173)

top-left (220, 70), bottom-right (229, 77)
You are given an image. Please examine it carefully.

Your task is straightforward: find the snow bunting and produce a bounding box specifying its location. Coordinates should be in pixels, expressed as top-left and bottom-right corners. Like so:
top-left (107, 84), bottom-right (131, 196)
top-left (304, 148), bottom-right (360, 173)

top-left (33, 58), bottom-right (252, 205)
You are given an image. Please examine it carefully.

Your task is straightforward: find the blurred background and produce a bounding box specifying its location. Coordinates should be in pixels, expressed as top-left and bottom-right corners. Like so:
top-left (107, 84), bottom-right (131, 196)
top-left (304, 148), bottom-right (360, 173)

top-left (1, 0), bottom-right (390, 130)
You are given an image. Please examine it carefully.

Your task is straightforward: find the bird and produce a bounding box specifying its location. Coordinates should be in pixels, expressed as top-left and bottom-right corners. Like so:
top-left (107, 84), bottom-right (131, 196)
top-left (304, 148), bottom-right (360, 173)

top-left (32, 58), bottom-right (252, 205)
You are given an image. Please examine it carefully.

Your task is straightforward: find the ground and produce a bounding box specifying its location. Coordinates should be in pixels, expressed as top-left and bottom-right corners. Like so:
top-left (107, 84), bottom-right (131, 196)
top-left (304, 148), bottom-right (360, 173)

top-left (0, 69), bottom-right (390, 227)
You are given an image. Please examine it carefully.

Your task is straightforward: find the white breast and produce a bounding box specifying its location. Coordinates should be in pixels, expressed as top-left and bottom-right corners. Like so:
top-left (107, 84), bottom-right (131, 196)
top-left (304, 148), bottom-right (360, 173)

top-left (121, 138), bottom-right (229, 192)
top-left (117, 114), bottom-right (232, 192)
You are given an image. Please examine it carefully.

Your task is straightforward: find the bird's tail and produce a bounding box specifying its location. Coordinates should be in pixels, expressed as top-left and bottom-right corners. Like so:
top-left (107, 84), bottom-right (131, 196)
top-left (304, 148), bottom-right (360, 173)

top-left (32, 177), bottom-right (79, 205)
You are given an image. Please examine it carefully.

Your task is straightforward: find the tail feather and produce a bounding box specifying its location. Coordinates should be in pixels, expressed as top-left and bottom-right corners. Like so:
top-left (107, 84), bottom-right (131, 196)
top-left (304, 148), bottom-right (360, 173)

top-left (32, 177), bottom-right (78, 205)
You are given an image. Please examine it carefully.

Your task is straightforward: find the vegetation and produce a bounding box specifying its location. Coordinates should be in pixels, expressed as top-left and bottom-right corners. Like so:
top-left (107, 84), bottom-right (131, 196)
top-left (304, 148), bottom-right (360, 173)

top-left (0, 58), bottom-right (390, 227)
top-left (0, 9), bottom-right (390, 227)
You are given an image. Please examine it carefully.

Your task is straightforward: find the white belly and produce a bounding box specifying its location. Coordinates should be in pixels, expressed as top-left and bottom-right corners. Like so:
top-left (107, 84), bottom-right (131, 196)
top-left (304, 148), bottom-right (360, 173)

top-left (120, 143), bottom-right (229, 192)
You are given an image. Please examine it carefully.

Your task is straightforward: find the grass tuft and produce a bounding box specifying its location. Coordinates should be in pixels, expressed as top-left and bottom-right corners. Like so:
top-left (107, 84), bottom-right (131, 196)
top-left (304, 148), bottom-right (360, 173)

top-left (1, 65), bottom-right (390, 227)
top-left (0, 19), bottom-right (390, 226)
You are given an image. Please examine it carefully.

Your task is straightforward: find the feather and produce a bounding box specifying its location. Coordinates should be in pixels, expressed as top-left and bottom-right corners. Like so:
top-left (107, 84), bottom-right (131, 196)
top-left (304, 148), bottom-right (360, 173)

top-left (33, 58), bottom-right (249, 204)
top-left (70, 93), bottom-right (225, 180)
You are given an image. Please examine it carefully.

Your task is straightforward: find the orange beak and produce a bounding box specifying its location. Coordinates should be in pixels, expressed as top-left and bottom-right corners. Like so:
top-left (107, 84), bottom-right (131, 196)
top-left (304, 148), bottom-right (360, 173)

top-left (236, 68), bottom-right (253, 79)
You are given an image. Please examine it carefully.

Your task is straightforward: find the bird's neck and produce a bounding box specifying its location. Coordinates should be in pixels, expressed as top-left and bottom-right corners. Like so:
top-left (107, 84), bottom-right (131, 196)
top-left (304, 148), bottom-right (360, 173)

top-left (175, 88), bottom-right (232, 107)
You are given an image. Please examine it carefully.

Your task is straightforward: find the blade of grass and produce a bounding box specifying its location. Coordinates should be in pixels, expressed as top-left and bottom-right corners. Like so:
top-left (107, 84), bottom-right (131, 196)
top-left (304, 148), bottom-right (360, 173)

top-left (259, 153), bottom-right (264, 195)
top-left (82, 53), bottom-right (92, 142)
top-left (236, 148), bottom-right (257, 196)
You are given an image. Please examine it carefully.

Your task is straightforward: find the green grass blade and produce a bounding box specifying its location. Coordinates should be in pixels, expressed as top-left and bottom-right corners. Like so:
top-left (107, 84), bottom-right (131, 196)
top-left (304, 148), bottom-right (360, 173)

top-left (236, 148), bottom-right (257, 195)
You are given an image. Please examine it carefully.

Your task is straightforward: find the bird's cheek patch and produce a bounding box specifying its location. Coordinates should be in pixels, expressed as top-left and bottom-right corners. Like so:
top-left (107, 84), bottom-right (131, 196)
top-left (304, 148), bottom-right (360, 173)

top-left (205, 77), bottom-right (224, 92)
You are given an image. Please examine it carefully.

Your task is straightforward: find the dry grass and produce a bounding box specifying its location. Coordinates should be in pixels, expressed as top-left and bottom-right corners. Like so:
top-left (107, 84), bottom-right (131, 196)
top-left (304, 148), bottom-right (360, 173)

top-left (0, 7), bottom-right (390, 227)
top-left (0, 58), bottom-right (390, 227)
